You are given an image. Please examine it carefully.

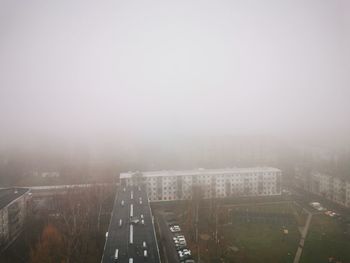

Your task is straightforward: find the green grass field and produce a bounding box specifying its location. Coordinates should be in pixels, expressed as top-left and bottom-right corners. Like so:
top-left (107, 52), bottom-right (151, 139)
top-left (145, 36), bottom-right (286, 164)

top-left (181, 202), bottom-right (350, 263)
top-left (229, 202), bottom-right (307, 226)
top-left (220, 203), bottom-right (301, 263)
top-left (300, 214), bottom-right (350, 263)
top-left (222, 222), bottom-right (299, 263)
top-left (229, 202), bottom-right (300, 214)
top-left (189, 203), bottom-right (301, 263)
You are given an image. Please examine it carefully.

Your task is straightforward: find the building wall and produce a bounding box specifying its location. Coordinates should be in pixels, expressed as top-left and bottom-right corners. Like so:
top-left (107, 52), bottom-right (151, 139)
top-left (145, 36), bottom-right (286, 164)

top-left (122, 169), bottom-right (282, 201)
top-left (0, 190), bottom-right (31, 252)
top-left (0, 208), bottom-right (9, 248)
top-left (304, 172), bottom-right (350, 208)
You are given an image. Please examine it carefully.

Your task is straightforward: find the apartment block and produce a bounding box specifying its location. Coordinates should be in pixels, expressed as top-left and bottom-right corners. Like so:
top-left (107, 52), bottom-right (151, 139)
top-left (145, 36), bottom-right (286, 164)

top-left (120, 167), bottom-right (282, 201)
top-left (304, 172), bottom-right (350, 208)
top-left (0, 188), bottom-right (31, 252)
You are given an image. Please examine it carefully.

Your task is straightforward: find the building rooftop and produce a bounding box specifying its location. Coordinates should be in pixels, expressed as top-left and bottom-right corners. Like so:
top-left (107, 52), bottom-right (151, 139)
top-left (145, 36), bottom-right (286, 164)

top-left (120, 167), bottom-right (281, 179)
top-left (0, 188), bottom-right (30, 210)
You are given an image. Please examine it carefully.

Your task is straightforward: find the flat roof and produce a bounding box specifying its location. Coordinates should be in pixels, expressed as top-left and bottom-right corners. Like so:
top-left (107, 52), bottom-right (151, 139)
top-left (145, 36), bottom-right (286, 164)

top-left (120, 167), bottom-right (281, 179)
top-left (0, 188), bottom-right (30, 210)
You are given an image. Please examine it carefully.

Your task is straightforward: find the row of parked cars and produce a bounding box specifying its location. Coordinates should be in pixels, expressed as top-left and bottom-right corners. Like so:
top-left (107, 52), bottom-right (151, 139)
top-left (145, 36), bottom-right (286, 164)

top-left (324, 210), bottom-right (339, 217)
top-left (309, 202), bottom-right (341, 218)
top-left (169, 224), bottom-right (194, 263)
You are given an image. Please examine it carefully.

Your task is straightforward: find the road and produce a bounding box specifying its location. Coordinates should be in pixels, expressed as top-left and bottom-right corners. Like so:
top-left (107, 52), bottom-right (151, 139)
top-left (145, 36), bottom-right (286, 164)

top-left (101, 185), bottom-right (160, 263)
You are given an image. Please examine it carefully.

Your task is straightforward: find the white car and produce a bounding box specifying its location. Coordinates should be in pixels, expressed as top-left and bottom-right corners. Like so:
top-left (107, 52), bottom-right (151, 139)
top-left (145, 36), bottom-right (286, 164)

top-left (175, 238), bottom-right (186, 243)
top-left (178, 250), bottom-right (191, 259)
top-left (174, 240), bottom-right (186, 245)
top-left (170, 226), bottom-right (181, 233)
top-left (182, 249), bottom-right (191, 255)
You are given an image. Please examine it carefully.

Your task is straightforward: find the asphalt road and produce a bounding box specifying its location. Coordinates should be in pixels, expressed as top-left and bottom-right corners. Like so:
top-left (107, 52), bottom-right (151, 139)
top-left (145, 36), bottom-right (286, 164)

top-left (101, 185), bottom-right (160, 263)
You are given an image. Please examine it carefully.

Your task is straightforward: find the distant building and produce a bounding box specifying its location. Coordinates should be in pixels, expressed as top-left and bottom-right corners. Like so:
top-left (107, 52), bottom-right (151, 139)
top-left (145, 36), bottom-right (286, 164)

top-left (0, 188), bottom-right (31, 252)
top-left (295, 169), bottom-right (350, 208)
top-left (37, 171), bottom-right (60, 178)
top-left (120, 167), bottom-right (282, 201)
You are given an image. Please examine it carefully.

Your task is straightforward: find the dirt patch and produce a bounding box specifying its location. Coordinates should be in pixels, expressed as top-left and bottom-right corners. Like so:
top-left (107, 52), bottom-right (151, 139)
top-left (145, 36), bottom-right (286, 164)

top-left (200, 234), bottom-right (211, 241)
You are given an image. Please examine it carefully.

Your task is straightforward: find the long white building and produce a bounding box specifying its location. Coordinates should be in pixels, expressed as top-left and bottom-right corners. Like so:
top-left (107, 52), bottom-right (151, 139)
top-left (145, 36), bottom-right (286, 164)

top-left (120, 167), bottom-right (282, 201)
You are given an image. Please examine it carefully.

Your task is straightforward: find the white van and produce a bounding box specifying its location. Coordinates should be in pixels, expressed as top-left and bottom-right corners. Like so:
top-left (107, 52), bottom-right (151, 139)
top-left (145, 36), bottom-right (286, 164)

top-left (114, 249), bottom-right (119, 261)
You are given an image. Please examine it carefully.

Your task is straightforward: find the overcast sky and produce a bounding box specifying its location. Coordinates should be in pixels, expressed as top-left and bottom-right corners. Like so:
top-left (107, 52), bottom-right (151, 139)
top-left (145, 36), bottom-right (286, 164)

top-left (0, 0), bottom-right (349, 146)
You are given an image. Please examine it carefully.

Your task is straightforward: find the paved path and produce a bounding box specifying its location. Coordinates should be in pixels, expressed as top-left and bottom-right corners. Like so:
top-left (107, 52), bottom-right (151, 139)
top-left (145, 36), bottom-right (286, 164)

top-left (293, 209), bottom-right (313, 263)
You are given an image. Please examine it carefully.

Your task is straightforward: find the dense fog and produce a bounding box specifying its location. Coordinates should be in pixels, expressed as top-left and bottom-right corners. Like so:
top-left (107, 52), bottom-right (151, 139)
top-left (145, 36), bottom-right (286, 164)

top-left (1, 3), bottom-right (350, 262)
top-left (1, 0), bottom-right (350, 146)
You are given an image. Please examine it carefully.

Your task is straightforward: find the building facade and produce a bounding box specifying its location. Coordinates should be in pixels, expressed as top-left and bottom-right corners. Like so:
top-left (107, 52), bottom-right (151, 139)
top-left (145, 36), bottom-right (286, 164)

top-left (295, 170), bottom-right (350, 208)
top-left (0, 188), bottom-right (31, 252)
top-left (120, 168), bottom-right (282, 201)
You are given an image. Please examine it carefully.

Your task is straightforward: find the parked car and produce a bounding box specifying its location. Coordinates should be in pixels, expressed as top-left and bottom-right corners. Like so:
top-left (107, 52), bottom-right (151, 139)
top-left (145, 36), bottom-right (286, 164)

top-left (178, 249), bottom-right (191, 260)
top-left (170, 225), bottom-right (181, 233)
top-left (176, 245), bottom-right (187, 251)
